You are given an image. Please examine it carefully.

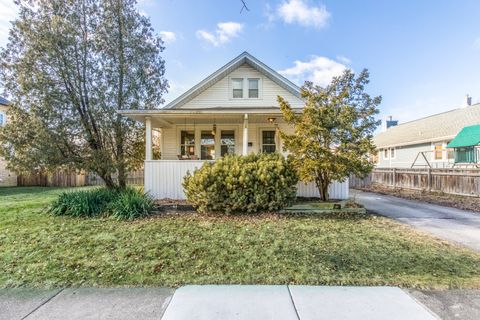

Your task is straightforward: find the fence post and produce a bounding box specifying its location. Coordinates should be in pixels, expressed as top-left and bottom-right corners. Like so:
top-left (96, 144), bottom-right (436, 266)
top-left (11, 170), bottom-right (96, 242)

top-left (427, 168), bottom-right (432, 192)
top-left (392, 168), bottom-right (396, 189)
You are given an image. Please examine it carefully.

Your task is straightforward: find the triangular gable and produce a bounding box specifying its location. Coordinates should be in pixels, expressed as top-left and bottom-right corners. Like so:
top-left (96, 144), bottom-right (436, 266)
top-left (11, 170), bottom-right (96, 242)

top-left (164, 52), bottom-right (302, 109)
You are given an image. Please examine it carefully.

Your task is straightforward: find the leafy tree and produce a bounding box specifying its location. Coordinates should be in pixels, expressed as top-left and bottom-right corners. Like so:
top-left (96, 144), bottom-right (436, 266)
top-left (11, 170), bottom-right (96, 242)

top-left (0, 0), bottom-right (167, 188)
top-left (278, 69), bottom-right (380, 201)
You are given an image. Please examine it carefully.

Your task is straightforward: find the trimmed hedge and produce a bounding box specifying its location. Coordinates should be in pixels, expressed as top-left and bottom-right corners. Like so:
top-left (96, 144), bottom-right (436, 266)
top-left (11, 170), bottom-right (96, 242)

top-left (49, 187), bottom-right (154, 220)
top-left (183, 153), bottom-right (298, 214)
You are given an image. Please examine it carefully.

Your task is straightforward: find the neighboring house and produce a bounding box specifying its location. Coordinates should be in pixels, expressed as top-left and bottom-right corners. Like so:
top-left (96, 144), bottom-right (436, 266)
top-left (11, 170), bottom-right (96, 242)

top-left (120, 52), bottom-right (348, 200)
top-left (0, 96), bottom-right (17, 187)
top-left (447, 125), bottom-right (480, 166)
top-left (374, 99), bottom-right (480, 168)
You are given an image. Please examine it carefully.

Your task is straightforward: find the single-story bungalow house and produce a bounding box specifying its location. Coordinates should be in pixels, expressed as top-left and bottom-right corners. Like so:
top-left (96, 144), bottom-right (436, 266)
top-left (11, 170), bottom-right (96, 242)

top-left (374, 99), bottom-right (480, 168)
top-left (0, 96), bottom-right (17, 187)
top-left (120, 52), bottom-right (348, 200)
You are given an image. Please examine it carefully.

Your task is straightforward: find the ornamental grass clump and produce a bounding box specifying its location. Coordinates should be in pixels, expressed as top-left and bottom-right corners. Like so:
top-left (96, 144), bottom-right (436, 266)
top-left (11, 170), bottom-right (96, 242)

top-left (108, 187), bottom-right (154, 220)
top-left (49, 188), bottom-right (118, 217)
top-left (183, 153), bottom-right (298, 214)
top-left (49, 187), bottom-right (154, 220)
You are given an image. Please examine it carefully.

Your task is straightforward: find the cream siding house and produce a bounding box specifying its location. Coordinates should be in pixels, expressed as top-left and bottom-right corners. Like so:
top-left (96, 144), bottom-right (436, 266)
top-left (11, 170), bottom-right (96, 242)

top-left (0, 97), bottom-right (17, 187)
top-left (374, 101), bottom-right (480, 168)
top-left (120, 52), bottom-right (349, 200)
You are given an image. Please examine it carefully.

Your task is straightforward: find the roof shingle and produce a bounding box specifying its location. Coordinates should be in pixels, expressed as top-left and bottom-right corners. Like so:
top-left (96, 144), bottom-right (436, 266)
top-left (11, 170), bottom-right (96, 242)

top-left (374, 103), bottom-right (480, 148)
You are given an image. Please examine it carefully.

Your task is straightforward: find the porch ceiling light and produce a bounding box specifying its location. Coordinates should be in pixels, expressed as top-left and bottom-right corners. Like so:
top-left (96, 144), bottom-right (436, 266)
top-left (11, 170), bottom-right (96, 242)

top-left (267, 117), bottom-right (276, 123)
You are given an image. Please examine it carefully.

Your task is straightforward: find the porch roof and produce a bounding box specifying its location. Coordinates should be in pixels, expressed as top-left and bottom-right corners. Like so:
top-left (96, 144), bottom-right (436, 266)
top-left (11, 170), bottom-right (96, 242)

top-left (118, 107), bottom-right (299, 128)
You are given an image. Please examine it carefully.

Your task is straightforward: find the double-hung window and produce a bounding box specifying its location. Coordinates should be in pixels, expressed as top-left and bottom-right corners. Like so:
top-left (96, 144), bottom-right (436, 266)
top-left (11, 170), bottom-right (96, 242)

top-left (232, 78), bottom-right (243, 98)
top-left (262, 130), bottom-right (276, 153)
top-left (201, 131), bottom-right (215, 160)
top-left (220, 130), bottom-right (235, 156)
top-left (248, 79), bottom-right (259, 98)
top-left (390, 148), bottom-right (395, 159)
top-left (180, 131), bottom-right (195, 157)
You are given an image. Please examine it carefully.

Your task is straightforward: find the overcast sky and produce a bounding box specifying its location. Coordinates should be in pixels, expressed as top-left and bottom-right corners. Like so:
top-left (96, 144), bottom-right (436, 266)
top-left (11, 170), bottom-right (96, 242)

top-left (1, 0), bottom-right (480, 124)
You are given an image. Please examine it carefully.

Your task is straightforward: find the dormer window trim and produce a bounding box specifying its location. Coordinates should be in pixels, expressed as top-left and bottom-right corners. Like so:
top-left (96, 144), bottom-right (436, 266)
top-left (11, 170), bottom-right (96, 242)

top-left (230, 77), bottom-right (262, 100)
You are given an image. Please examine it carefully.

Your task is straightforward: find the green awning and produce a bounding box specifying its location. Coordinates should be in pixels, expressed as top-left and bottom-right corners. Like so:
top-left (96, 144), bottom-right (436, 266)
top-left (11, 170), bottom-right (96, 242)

top-left (447, 125), bottom-right (480, 148)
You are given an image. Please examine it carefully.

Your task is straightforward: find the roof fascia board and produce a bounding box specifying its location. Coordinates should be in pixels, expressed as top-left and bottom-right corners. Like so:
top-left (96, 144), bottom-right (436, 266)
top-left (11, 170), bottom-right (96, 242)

top-left (376, 135), bottom-right (457, 149)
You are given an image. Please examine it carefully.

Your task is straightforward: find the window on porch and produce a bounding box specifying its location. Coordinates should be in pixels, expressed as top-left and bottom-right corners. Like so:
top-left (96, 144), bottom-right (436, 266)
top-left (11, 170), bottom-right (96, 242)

top-left (180, 131), bottom-right (195, 157)
top-left (221, 130), bottom-right (235, 156)
top-left (262, 130), bottom-right (276, 153)
top-left (201, 131), bottom-right (215, 160)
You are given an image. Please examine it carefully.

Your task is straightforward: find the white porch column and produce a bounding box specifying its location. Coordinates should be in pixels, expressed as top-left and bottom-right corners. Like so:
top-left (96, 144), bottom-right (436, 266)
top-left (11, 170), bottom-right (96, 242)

top-left (275, 123), bottom-right (280, 152)
top-left (242, 114), bottom-right (248, 155)
top-left (145, 116), bottom-right (152, 161)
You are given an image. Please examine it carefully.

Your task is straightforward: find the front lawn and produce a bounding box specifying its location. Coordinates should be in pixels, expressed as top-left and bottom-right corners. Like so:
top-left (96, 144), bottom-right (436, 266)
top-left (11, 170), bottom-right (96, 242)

top-left (1, 187), bottom-right (479, 289)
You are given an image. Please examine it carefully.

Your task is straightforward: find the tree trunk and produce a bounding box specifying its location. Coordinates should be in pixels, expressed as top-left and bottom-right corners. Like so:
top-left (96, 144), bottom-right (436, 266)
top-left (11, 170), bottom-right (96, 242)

top-left (117, 161), bottom-right (127, 189)
top-left (101, 173), bottom-right (116, 189)
top-left (315, 176), bottom-right (330, 202)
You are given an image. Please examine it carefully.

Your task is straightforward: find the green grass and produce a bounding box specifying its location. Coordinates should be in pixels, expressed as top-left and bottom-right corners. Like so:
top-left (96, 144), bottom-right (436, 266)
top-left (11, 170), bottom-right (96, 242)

top-left (1, 186), bottom-right (480, 289)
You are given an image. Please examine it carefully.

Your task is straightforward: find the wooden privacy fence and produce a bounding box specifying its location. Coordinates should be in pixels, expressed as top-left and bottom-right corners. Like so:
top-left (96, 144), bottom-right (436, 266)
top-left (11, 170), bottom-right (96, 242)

top-left (350, 168), bottom-right (480, 197)
top-left (17, 170), bottom-right (144, 187)
top-left (85, 170), bottom-right (144, 186)
top-left (17, 170), bottom-right (86, 187)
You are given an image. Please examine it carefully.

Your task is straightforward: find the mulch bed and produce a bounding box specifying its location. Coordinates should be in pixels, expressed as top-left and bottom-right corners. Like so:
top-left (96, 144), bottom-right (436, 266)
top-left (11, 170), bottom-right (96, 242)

top-left (355, 185), bottom-right (480, 213)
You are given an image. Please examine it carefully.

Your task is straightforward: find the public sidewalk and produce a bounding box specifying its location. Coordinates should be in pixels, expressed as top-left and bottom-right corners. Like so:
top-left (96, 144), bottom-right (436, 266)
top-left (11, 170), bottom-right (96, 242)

top-left (1, 286), bottom-right (440, 320)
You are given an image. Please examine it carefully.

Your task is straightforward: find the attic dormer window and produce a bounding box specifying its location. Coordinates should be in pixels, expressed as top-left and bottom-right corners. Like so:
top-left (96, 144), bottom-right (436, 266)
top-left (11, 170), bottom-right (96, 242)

top-left (248, 79), bottom-right (259, 98)
top-left (232, 78), bottom-right (243, 98)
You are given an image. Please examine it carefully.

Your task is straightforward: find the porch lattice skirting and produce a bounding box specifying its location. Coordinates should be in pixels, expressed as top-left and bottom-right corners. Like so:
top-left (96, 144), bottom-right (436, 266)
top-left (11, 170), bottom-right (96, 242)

top-left (144, 160), bottom-right (349, 200)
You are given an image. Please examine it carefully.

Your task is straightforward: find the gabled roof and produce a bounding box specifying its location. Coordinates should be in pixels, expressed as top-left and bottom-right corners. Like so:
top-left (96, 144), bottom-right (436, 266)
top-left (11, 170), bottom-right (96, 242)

top-left (164, 51), bottom-right (301, 109)
top-left (0, 96), bottom-right (9, 106)
top-left (374, 103), bottom-right (480, 148)
top-left (447, 125), bottom-right (480, 148)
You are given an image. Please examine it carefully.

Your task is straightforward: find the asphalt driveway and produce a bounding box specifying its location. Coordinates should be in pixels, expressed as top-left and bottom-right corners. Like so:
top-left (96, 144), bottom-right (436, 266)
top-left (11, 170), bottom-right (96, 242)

top-left (351, 189), bottom-right (480, 252)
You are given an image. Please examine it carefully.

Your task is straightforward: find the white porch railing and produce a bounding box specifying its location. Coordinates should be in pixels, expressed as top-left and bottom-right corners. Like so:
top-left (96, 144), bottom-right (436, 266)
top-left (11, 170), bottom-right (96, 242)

top-left (144, 160), bottom-right (349, 200)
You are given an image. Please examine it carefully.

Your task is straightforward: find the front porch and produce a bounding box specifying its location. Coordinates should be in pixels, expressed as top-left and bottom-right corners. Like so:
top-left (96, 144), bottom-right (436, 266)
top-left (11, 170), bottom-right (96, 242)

top-left (144, 160), bottom-right (348, 200)
top-left (122, 109), bottom-right (349, 200)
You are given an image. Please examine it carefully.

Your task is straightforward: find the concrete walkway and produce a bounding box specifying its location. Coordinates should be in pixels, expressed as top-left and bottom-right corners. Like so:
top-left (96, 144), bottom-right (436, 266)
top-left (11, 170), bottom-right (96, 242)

top-left (1, 286), bottom-right (438, 320)
top-left (351, 189), bottom-right (480, 252)
top-left (0, 288), bottom-right (174, 320)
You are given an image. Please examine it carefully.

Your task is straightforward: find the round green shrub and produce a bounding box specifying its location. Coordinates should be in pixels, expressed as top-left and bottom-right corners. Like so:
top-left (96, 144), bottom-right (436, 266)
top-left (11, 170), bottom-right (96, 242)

top-left (183, 153), bottom-right (298, 214)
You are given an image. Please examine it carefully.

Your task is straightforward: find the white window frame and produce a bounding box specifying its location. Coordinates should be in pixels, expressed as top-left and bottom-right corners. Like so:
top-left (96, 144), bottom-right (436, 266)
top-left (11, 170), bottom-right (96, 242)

top-left (229, 77), bottom-right (262, 100)
top-left (383, 148), bottom-right (389, 160)
top-left (177, 125), bottom-right (240, 159)
top-left (231, 78), bottom-right (244, 99)
top-left (248, 78), bottom-right (260, 99)
top-left (258, 127), bottom-right (278, 154)
top-left (220, 129), bottom-right (236, 157)
top-left (179, 130), bottom-right (196, 158)
top-left (390, 147), bottom-right (396, 159)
